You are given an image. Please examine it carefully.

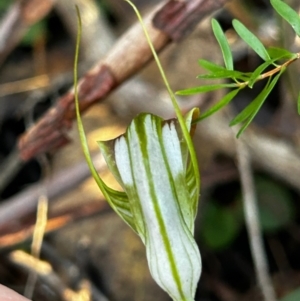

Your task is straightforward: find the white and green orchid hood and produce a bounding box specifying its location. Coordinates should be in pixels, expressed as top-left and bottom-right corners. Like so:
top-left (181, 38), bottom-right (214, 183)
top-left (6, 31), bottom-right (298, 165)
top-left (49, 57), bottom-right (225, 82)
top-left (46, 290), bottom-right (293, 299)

top-left (97, 108), bottom-right (201, 301)
top-left (74, 3), bottom-right (201, 300)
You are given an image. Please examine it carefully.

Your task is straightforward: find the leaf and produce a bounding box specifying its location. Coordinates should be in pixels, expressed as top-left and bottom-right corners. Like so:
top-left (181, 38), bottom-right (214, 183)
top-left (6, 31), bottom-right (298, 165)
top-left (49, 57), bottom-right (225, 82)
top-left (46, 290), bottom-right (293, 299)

top-left (198, 59), bottom-right (226, 72)
top-left (211, 19), bottom-right (234, 70)
top-left (267, 47), bottom-right (297, 60)
top-left (230, 68), bottom-right (284, 137)
top-left (196, 88), bottom-right (241, 121)
top-left (229, 93), bottom-right (264, 126)
top-left (271, 0), bottom-right (300, 37)
top-left (202, 202), bottom-right (241, 250)
top-left (281, 288), bottom-right (300, 301)
top-left (232, 19), bottom-right (270, 61)
top-left (256, 177), bottom-right (295, 233)
top-left (176, 83), bottom-right (238, 95)
top-left (197, 70), bottom-right (250, 81)
top-left (238, 74), bottom-right (283, 136)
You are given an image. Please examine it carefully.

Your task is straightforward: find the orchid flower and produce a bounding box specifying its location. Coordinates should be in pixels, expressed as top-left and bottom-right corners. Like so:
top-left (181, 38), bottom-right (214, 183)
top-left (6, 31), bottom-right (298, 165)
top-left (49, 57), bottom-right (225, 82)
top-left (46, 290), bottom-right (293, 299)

top-left (74, 2), bottom-right (201, 301)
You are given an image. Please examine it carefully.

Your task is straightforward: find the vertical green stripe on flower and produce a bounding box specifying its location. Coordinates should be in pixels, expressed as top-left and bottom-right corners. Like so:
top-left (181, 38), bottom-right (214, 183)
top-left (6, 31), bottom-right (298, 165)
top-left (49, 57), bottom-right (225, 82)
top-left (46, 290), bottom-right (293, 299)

top-left (132, 114), bottom-right (186, 299)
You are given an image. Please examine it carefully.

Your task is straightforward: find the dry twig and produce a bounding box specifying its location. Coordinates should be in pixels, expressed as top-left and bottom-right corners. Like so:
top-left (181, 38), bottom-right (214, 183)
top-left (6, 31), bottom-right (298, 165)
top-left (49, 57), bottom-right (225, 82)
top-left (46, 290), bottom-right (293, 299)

top-left (24, 195), bottom-right (48, 299)
top-left (235, 136), bottom-right (277, 301)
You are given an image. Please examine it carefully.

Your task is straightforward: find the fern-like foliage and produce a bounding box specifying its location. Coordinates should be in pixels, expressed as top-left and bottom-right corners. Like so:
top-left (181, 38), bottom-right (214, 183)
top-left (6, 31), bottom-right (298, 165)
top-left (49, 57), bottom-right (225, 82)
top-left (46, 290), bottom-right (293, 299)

top-left (177, 0), bottom-right (300, 137)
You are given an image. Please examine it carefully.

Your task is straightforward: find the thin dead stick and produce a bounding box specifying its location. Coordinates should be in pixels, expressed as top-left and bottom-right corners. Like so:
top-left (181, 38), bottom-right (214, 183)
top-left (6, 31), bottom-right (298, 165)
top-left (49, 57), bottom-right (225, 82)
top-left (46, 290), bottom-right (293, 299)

top-left (24, 155), bottom-right (50, 299)
top-left (235, 136), bottom-right (277, 301)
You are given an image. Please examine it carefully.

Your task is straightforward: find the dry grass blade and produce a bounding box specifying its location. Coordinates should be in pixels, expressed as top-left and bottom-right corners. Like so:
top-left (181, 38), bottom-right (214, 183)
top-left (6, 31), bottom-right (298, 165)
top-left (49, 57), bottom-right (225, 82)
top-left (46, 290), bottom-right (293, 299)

top-left (24, 194), bottom-right (48, 299)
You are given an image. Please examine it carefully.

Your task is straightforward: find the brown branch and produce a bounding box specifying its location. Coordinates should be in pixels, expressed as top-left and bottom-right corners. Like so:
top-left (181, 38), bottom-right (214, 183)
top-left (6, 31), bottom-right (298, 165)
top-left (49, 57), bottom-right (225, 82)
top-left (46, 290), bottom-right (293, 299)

top-left (17, 0), bottom-right (229, 161)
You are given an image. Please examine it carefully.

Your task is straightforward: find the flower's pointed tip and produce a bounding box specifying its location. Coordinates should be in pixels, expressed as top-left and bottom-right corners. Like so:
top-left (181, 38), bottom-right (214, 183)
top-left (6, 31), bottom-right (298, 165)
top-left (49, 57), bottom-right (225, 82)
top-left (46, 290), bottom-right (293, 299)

top-left (183, 107), bottom-right (200, 138)
top-left (192, 107), bottom-right (200, 120)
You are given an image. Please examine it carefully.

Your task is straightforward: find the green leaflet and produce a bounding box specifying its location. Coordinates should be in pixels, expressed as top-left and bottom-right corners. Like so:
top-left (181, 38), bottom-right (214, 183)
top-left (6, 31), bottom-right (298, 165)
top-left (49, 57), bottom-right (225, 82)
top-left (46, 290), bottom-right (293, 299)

top-left (271, 0), bottom-right (300, 37)
top-left (267, 47), bottom-right (297, 60)
top-left (197, 70), bottom-right (250, 81)
top-left (176, 83), bottom-right (238, 95)
top-left (233, 19), bottom-right (270, 61)
top-left (196, 88), bottom-right (241, 121)
top-left (198, 59), bottom-right (227, 72)
top-left (230, 68), bottom-right (285, 137)
top-left (211, 19), bottom-right (234, 70)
